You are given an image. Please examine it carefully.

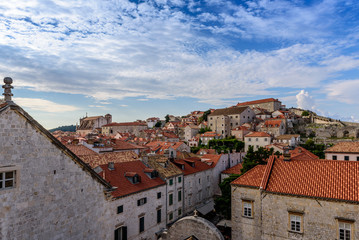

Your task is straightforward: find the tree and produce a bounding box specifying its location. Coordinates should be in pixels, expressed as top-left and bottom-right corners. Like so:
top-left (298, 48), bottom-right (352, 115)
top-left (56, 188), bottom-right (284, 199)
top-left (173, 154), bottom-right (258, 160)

top-left (165, 114), bottom-right (170, 123)
top-left (154, 121), bottom-right (162, 128)
top-left (301, 111), bottom-right (310, 116)
top-left (202, 109), bottom-right (211, 122)
top-left (300, 139), bottom-right (326, 158)
top-left (214, 174), bottom-right (240, 219)
top-left (241, 146), bottom-right (273, 175)
top-left (199, 126), bottom-right (212, 134)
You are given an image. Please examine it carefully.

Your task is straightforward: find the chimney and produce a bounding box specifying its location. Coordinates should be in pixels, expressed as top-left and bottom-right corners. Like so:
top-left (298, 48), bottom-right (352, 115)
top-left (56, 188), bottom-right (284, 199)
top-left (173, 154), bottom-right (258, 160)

top-left (108, 162), bottom-right (115, 170)
top-left (283, 147), bottom-right (291, 161)
top-left (2, 77), bottom-right (14, 103)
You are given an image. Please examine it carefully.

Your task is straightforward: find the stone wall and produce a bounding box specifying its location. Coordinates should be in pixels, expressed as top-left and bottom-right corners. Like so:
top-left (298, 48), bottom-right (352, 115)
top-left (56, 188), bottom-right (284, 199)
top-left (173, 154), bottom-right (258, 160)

top-left (0, 107), bottom-right (113, 239)
top-left (162, 216), bottom-right (224, 240)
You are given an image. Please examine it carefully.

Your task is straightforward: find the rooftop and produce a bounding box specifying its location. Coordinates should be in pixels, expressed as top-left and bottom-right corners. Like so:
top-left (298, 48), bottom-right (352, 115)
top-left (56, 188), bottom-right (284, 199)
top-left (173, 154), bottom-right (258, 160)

top-left (236, 98), bottom-right (280, 106)
top-left (209, 106), bottom-right (248, 116)
top-left (245, 131), bottom-right (271, 137)
top-left (80, 151), bottom-right (139, 168)
top-left (325, 142), bottom-right (359, 153)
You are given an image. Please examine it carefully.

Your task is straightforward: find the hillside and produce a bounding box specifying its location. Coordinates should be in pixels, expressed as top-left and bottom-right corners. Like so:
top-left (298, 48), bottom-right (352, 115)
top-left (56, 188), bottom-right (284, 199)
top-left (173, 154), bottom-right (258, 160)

top-left (49, 125), bottom-right (76, 132)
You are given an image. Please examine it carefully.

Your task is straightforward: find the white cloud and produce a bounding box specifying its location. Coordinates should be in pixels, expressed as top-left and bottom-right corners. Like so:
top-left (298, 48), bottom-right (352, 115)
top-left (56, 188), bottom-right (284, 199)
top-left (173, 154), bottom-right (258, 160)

top-left (120, 104), bottom-right (128, 107)
top-left (14, 98), bottom-right (79, 112)
top-left (325, 79), bottom-right (359, 104)
top-left (296, 90), bottom-right (315, 110)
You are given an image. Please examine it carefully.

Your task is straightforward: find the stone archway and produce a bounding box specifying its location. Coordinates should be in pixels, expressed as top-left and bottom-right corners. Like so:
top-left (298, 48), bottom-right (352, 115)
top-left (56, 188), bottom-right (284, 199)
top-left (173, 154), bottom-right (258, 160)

top-left (161, 215), bottom-right (224, 240)
top-left (343, 130), bottom-right (349, 138)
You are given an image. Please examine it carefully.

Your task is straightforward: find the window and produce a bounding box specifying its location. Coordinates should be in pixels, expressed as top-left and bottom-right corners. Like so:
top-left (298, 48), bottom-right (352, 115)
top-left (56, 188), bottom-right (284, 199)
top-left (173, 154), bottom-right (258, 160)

top-left (178, 208), bottom-right (182, 216)
top-left (339, 221), bottom-right (352, 240)
top-left (199, 178), bottom-right (201, 184)
top-left (243, 201), bottom-right (253, 217)
top-left (178, 176), bottom-right (182, 183)
top-left (357, 157), bottom-right (359, 161)
top-left (0, 170), bottom-right (16, 190)
top-left (264, 138), bottom-right (267, 142)
top-left (248, 138), bottom-right (251, 142)
top-left (157, 209), bottom-right (161, 223)
top-left (114, 226), bottom-right (127, 240)
top-left (137, 197), bottom-right (147, 206)
top-left (169, 212), bottom-right (173, 221)
top-left (157, 192), bottom-right (161, 199)
top-left (117, 205), bottom-right (123, 214)
top-left (169, 179), bottom-right (173, 185)
top-left (139, 216), bottom-right (144, 233)
top-left (178, 190), bottom-right (182, 202)
top-left (289, 214), bottom-right (302, 232)
top-left (333, 155), bottom-right (337, 160)
top-left (169, 193), bottom-right (173, 205)
top-left (345, 156), bottom-right (349, 161)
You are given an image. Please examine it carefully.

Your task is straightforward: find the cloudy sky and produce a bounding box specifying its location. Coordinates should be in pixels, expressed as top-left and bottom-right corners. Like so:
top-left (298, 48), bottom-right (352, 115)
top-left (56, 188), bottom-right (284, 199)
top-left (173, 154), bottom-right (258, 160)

top-left (1, 0), bottom-right (359, 129)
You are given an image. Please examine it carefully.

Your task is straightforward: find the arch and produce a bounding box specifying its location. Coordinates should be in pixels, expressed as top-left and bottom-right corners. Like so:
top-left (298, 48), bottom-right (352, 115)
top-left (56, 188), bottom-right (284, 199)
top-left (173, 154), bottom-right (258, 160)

top-left (343, 130), bottom-right (349, 138)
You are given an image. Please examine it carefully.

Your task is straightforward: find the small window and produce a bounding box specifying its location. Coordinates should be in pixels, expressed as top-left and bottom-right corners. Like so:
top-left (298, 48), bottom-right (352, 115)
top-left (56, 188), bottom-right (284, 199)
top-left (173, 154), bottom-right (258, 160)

top-left (289, 214), bottom-right (302, 232)
top-left (157, 209), bottom-right (161, 224)
top-left (114, 226), bottom-right (127, 240)
top-left (178, 208), bottom-right (182, 216)
top-left (256, 138), bottom-right (258, 141)
top-left (139, 216), bottom-right (144, 233)
top-left (333, 155), bottom-right (337, 160)
top-left (178, 190), bottom-right (182, 202)
top-left (345, 156), bottom-right (349, 161)
top-left (243, 201), bottom-right (253, 217)
top-left (169, 193), bottom-right (173, 205)
top-left (169, 179), bottom-right (173, 185)
top-left (339, 221), bottom-right (352, 240)
top-left (264, 138), bottom-right (267, 142)
top-left (117, 205), bottom-right (123, 214)
top-left (178, 176), bottom-right (182, 183)
top-left (357, 157), bottom-right (359, 161)
top-left (199, 178), bottom-right (201, 184)
top-left (0, 170), bottom-right (16, 190)
top-left (248, 138), bottom-right (251, 142)
top-left (137, 197), bottom-right (147, 206)
top-left (157, 192), bottom-right (161, 199)
top-left (169, 212), bottom-right (173, 221)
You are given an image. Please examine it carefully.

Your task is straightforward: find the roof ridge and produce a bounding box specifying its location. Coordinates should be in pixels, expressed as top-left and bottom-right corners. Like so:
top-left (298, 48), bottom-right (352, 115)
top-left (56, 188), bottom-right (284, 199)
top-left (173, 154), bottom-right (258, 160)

top-left (260, 155), bottom-right (275, 190)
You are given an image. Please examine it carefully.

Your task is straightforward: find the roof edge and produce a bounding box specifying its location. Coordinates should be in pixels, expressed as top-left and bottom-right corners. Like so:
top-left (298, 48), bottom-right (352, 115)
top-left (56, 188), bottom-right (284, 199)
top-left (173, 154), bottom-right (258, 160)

top-left (260, 155), bottom-right (275, 190)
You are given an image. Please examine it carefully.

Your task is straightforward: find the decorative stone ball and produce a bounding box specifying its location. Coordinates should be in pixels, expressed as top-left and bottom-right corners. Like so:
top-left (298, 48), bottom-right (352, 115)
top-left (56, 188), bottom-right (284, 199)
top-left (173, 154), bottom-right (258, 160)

top-left (4, 77), bottom-right (13, 84)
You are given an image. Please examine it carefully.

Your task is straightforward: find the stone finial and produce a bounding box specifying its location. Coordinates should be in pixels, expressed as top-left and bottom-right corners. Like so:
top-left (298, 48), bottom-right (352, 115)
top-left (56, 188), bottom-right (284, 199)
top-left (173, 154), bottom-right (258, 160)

top-left (2, 77), bottom-right (13, 102)
top-left (193, 209), bottom-right (198, 217)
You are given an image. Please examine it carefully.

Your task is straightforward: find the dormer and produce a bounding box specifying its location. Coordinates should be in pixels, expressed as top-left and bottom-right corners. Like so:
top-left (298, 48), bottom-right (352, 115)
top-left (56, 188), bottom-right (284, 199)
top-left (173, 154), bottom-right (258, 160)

top-left (125, 172), bottom-right (141, 184)
top-left (144, 168), bottom-right (158, 179)
top-left (184, 159), bottom-right (195, 168)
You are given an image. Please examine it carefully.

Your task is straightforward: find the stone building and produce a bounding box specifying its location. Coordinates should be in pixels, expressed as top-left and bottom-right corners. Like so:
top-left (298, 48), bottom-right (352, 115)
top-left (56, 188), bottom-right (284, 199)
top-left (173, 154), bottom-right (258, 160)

top-left (208, 107), bottom-right (255, 138)
top-left (199, 131), bottom-right (222, 145)
top-left (324, 141), bottom-right (359, 161)
top-left (258, 118), bottom-right (286, 137)
top-left (77, 114), bottom-right (112, 136)
top-left (184, 124), bottom-right (200, 142)
top-left (244, 131), bottom-right (272, 151)
top-left (231, 126), bottom-right (250, 141)
top-left (102, 121), bottom-right (148, 136)
top-left (273, 134), bottom-right (300, 147)
top-left (236, 98), bottom-right (282, 112)
top-left (0, 78), bottom-right (114, 239)
top-left (231, 155), bottom-right (359, 240)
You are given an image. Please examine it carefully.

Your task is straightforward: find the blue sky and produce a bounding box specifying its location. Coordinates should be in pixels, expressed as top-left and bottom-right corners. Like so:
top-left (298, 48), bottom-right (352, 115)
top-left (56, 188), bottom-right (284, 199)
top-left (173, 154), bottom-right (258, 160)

top-left (1, 0), bottom-right (359, 129)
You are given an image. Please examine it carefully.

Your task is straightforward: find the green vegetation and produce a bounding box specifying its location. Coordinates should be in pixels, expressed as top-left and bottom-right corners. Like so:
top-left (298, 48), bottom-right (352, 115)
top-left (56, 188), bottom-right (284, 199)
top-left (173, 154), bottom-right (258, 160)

top-left (165, 114), bottom-right (170, 123)
top-left (49, 125), bottom-right (76, 132)
top-left (300, 139), bottom-right (326, 159)
top-left (154, 121), bottom-right (162, 128)
top-left (214, 174), bottom-right (240, 219)
top-left (301, 111), bottom-right (310, 116)
top-left (240, 146), bottom-right (273, 175)
top-left (208, 138), bottom-right (245, 154)
top-left (198, 109), bottom-right (211, 123)
top-left (199, 126), bottom-right (212, 133)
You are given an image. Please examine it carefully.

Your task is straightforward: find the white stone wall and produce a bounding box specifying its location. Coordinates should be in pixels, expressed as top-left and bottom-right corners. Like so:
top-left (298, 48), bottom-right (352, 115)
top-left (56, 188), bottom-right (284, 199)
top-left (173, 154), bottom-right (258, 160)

top-left (0, 107), bottom-right (113, 240)
top-left (111, 185), bottom-right (167, 240)
top-left (245, 136), bottom-right (271, 151)
top-left (166, 176), bottom-right (185, 224)
top-left (325, 152), bottom-right (359, 161)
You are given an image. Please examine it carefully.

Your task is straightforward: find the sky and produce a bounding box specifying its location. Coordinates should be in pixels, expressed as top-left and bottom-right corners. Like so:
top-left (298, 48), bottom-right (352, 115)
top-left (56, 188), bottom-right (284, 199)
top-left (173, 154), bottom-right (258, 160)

top-left (1, 0), bottom-right (359, 129)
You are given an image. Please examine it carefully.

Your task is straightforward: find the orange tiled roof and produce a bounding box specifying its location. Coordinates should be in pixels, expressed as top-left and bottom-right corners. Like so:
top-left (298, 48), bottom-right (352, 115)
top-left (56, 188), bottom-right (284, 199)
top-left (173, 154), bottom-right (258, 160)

top-left (201, 131), bottom-right (221, 137)
top-left (99, 161), bottom-right (165, 198)
top-left (231, 164), bottom-right (267, 188)
top-left (80, 151), bottom-right (138, 168)
top-left (102, 122), bottom-right (147, 127)
top-left (200, 154), bottom-right (222, 166)
top-left (245, 132), bottom-right (271, 137)
top-left (232, 126), bottom-right (249, 131)
top-left (264, 119), bottom-right (283, 127)
top-left (67, 145), bottom-right (98, 156)
top-left (222, 163), bottom-right (243, 174)
top-left (325, 142), bottom-right (359, 153)
top-left (196, 149), bottom-right (216, 155)
top-left (0, 102), bottom-right (8, 109)
top-left (237, 98), bottom-right (279, 106)
top-left (290, 147), bottom-right (319, 160)
top-left (173, 157), bottom-right (212, 175)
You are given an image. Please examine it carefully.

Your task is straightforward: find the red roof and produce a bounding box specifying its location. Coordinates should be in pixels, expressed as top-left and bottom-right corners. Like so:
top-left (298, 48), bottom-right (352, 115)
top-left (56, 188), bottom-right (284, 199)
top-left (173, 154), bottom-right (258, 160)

top-left (196, 149), bottom-right (217, 155)
top-left (232, 126), bottom-right (248, 131)
top-left (232, 155), bottom-right (359, 202)
top-left (245, 132), bottom-right (271, 137)
top-left (103, 122), bottom-right (147, 127)
top-left (173, 158), bottom-right (212, 175)
top-left (237, 98), bottom-right (280, 106)
top-left (325, 142), bottom-right (359, 153)
top-left (99, 161), bottom-right (165, 198)
top-left (67, 145), bottom-right (98, 156)
top-left (290, 147), bottom-right (319, 160)
top-left (0, 102), bottom-right (7, 109)
top-left (112, 140), bottom-right (145, 150)
top-left (222, 163), bottom-right (243, 174)
top-left (264, 119), bottom-right (283, 127)
top-left (162, 132), bottom-right (179, 139)
top-left (200, 154), bottom-right (222, 166)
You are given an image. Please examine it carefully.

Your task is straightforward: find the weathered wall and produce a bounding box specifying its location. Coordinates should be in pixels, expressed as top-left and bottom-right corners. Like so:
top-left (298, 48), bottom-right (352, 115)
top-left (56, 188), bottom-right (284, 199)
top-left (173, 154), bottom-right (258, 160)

top-left (0, 107), bottom-right (113, 240)
top-left (162, 216), bottom-right (224, 240)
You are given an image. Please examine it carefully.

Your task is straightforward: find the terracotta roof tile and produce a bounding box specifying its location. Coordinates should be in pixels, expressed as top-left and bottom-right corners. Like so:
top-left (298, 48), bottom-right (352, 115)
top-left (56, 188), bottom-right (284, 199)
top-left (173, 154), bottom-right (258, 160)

top-left (325, 142), bottom-right (359, 153)
top-left (236, 98), bottom-right (280, 106)
top-left (173, 158), bottom-right (212, 175)
top-left (99, 161), bottom-right (165, 198)
top-left (264, 119), bottom-right (283, 127)
top-left (209, 107), bottom-right (248, 116)
top-left (231, 165), bottom-right (267, 188)
top-left (222, 163), bottom-right (243, 174)
top-left (245, 132), bottom-right (271, 137)
top-left (146, 155), bottom-right (183, 178)
top-left (80, 151), bottom-right (138, 168)
top-left (67, 145), bottom-right (98, 156)
top-left (102, 122), bottom-right (147, 127)
top-left (200, 154), bottom-right (222, 166)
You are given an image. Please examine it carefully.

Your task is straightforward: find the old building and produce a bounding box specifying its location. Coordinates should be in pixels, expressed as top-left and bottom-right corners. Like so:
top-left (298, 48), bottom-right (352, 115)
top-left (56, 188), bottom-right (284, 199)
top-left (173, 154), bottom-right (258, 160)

top-left (236, 98), bottom-right (282, 112)
top-left (208, 107), bottom-right (256, 138)
top-left (231, 155), bottom-right (359, 240)
top-left (273, 134), bottom-right (301, 147)
top-left (231, 126), bottom-right (250, 141)
top-left (102, 121), bottom-right (148, 136)
top-left (244, 131), bottom-right (272, 151)
top-left (184, 124), bottom-right (200, 142)
top-left (77, 113), bottom-right (112, 136)
top-left (258, 119), bottom-right (286, 137)
top-left (325, 141), bottom-right (359, 161)
top-left (0, 78), bottom-right (114, 239)
top-left (199, 131), bottom-right (222, 145)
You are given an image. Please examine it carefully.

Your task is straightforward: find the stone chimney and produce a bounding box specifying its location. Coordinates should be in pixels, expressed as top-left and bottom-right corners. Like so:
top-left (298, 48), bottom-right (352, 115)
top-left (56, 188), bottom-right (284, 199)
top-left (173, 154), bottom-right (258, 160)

top-left (283, 147), bottom-right (291, 161)
top-left (108, 162), bottom-right (115, 170)
top-left (2, 77), bottom-right (13, 102)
